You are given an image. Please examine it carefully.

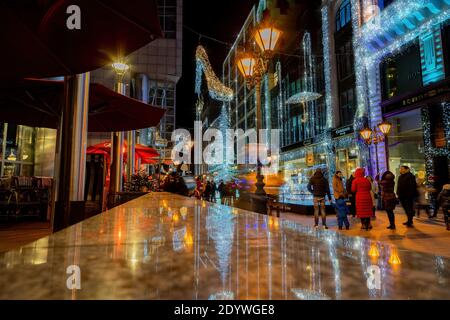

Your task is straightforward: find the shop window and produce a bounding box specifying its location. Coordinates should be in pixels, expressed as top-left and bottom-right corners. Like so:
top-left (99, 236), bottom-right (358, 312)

top-left (429, 105), bottom-right (447, 148)
top-left (387, 109), bottom-right (426, 183)
top-left (157, 0), bottom-right (177, 39)
top-left (381, 42), bottom-right (422, 101)
top-left (337, 40), bottom-right (354, 81)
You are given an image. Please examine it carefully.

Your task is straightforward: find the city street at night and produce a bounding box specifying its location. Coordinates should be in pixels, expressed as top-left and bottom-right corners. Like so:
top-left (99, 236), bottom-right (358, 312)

top-left (0, 0), bottom-right (450, 311)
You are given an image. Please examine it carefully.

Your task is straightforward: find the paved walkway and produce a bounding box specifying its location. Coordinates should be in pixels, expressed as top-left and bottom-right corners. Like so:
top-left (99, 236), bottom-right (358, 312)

top-left (0, 192), bottom-right (449, 300)
top-left (280, 208), bottom-right (450, 258)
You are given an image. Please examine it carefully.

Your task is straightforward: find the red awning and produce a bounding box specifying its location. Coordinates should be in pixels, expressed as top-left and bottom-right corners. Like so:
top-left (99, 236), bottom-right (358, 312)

top-left (0, 0), bottom-right (162, 80)
top-left (87, 141), bottom-right (159, 162)
top-left (0, 79), bottom-right (166, 132)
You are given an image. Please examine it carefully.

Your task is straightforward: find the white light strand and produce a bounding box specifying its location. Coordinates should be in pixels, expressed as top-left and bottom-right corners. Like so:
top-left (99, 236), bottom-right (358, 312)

top-left (321, 5), bottom-right (334, 129)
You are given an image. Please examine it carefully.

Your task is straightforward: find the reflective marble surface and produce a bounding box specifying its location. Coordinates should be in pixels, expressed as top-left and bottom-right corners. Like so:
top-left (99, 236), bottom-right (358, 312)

top-left (0, 193), bottom-right (449, 300)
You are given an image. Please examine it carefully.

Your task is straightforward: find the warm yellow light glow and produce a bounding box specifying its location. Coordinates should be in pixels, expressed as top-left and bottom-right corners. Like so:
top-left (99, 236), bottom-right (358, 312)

top-left (184, 231), bottom-right (194, 247)
top-left (255, 26), bottom-right (282, 53)
top-left (368, 243), bottom-right (380, 258)
top-left (389, 249), bottom-right (402, 265)
top-left (237, 53), bottom-right (256, 78)
top-left (360, 127), bottom-right (373, 142)
top-left (173, 213), bottom-right (179, 223)
top-left (378, 121), bottom-right (392, 136)
top-left (112, 61), bottom-right (130, 76)
top-left (180, 207), bottom-right (188, 218)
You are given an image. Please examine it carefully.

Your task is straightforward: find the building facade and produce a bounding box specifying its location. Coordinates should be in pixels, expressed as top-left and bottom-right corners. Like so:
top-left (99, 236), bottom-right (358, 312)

top-left (355, 0), bottom-right (450, 191)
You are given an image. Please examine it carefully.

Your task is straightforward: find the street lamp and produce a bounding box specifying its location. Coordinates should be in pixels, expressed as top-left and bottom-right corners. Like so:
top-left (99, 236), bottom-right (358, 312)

top-left (359, 120), bottom-right (393, 209)
top-left (237, 9), bottom-right (281, 212)
top-left (155, 132), bottom-right (168, 191)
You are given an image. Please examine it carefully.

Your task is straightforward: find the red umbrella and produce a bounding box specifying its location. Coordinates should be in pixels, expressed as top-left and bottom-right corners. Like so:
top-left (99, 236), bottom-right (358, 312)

top-left (1, 0), bottom-right (162, 80)
top-left (0, 79), bottom-right (166, 132)
top-left (87, 141), bottom-right (159, 162)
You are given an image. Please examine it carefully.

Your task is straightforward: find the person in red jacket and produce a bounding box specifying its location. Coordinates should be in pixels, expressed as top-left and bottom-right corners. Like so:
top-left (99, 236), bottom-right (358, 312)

top-left (352, 168), bottom-right (374, 231)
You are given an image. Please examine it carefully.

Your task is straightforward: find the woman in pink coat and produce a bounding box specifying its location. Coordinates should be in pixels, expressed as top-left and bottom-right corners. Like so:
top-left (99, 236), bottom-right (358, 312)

top-left (352, 168), bottom-right (374, 230)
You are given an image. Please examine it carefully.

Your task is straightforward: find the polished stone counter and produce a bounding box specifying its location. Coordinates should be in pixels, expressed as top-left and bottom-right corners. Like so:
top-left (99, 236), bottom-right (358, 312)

top-left (0, 192), bottom-right (449, 300)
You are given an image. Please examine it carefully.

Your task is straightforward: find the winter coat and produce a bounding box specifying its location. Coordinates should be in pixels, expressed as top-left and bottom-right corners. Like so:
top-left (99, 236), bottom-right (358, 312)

top-left (346, 175), bottom-right (355, 196)
top-left (332, 175), bottom-right (346, 199)
top-left (307, 171), bottom-right (331, 200)
top-left (438, 187), bottom-right (450, 210)
top-left (380, 171), bottom-right (397, 211)
top-left (334, 198), bottom-right (350, 218)
top-left (397, 171), bottom-right (417, 199)
top-left (351, 168), bottom-right (374, 218)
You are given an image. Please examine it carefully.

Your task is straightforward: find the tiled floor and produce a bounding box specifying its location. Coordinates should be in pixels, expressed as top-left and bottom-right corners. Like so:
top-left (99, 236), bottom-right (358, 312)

top-left (0, 192), bottom-right (449, 300)
top-left (280, 209), bottom-right (450, 258)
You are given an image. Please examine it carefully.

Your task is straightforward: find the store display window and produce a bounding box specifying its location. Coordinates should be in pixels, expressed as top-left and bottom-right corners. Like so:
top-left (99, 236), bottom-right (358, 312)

top-left (0, 123), bottom-right (36, 177)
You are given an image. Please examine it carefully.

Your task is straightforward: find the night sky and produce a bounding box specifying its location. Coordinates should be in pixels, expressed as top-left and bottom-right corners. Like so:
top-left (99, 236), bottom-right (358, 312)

top-left (176, 0), bottom-right (258, 130)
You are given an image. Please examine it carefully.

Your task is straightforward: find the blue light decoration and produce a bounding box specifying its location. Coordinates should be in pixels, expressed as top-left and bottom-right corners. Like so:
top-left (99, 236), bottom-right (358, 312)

top-left (420, 25), bottom-right (446, 85)
top-left (195, 45), bottom-right (234, 102)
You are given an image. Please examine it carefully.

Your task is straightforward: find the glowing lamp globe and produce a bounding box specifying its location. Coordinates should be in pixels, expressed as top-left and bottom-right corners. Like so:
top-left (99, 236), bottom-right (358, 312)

top-left (112, 61), bottom-right (130, 76)
top-left (378, 121), bottom-right (392, 136)
top-left (360, 127), bottom-right (373, 142)
top-left (237, 53), bottom-right (256, 78)
top-left (255, 25), bottom-right (282, 54)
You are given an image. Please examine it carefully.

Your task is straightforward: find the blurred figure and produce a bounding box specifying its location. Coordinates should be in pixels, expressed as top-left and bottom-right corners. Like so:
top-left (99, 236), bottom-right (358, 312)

top-left (210, 180), bottom-right (217, 203)
top-left (397, 166), bottom-right (417, 227)
top-left (307, 168), bottom-right (332, 229)
top-left (380, 171), bottom-right (397, 230)
top-left (367, 176), bottom-right (377, 219)
top-left (346, 172), bottom-right (356, 217)
top-left (351, 168), bottom-right (373, 231)
top-left (416, 177), bottom-right (431, 218)
top-left (218, 180), bottom-right (226, 204)
top-left (437, 184), bottom-right (450, 231)
top-left (203, 180), bottom-right (211, 201)
top-left (194, 176), bottom-right (203, 199)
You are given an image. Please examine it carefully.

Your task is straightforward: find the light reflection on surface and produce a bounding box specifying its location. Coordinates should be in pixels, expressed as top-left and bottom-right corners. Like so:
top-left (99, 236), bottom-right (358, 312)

top-left (0, 192), bottom-right (449, 300)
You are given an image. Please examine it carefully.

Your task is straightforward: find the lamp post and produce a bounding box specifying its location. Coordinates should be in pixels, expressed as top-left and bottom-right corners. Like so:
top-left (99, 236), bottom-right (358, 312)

top-left (110, 61), bottom-right (129, 197)
top-left (155, 132), bottom-right (168, 191)
top-left (360, 120), bottom-right (392, 209)
top-left (236, 10), bottom-right (282, 208)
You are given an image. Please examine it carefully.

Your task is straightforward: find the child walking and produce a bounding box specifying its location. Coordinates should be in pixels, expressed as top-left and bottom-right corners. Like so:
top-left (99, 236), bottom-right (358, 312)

top-left (335, 196), bottom-right (350, 230)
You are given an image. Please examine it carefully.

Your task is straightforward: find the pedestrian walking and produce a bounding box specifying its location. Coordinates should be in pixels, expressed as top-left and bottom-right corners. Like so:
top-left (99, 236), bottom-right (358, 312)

top-left (397, 166), bottom-right (417, 227)
top-left (210, 180), bottom-right (217, 203)
top-left (194, 176), bottom-right (203, 199)
top-left (218, 180), bottom-right (226, 204)
top-left (437, 184), bottom-right (450, 231)
top-left (334, 196), bottom-right (350, 230)
top-left (416, 178), bottom-right (431, 218)
top-left (367, 176), bottom-right (377, 219)
top-left (203, 180), bottom-right (211, 201)
top-left (380, 171), bottom-right (397, 230)
top-left (351, 168), bottom-right (374, 231)
top-left (307, 168), bottom-right (332, 229)
top-left (332, 171), bottom-right (346, 200)
top-left (346, 173), bottom-right (356, 217)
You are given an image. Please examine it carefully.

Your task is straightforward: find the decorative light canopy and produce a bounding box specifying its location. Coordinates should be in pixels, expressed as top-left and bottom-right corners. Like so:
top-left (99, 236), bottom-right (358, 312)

top-left (195, 46), bottom-right (234, 102)
top-left (286, 92), bottom-right (322, 105)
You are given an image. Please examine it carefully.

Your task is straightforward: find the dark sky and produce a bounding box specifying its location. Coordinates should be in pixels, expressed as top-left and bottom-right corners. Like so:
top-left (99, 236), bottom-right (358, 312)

top-left (176, 0), bottom-right (258, 130)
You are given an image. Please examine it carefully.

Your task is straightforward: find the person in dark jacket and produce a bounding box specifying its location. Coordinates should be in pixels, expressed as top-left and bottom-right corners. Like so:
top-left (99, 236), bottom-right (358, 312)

top-left (307, 169), bottom-right (332, 229)
top-left (203, 181), bottom-right (211, 201)
top-left (218, 180), bottom-right (226, 204)
top-left (437, 184), bottom-right (450, 231)
top-left (346, 173), bottom-right (356, 217)
top-left (210, 181), bottom-right (217, 203)
top-left (334, 196), bottom-right (350, 230)
top-left (380, 171), bottom-right (397, 230)
top-left (397, 166), bottom-right (417, 227)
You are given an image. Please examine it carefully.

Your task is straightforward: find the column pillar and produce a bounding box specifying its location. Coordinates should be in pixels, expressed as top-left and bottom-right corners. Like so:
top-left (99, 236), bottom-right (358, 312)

top-left (53, 73), bottom-right (90, 232)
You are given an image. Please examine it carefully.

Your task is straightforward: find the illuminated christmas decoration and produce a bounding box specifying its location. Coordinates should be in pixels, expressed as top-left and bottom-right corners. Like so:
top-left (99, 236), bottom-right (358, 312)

top-left (286, 92), bottom-right (322, 105)
top-left (321, 6), bottom-right (334, 129)
top-left (195, 45), bottom-right (234, 102)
